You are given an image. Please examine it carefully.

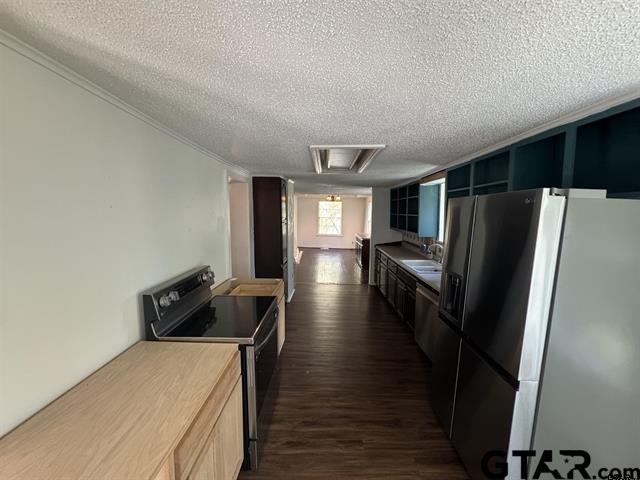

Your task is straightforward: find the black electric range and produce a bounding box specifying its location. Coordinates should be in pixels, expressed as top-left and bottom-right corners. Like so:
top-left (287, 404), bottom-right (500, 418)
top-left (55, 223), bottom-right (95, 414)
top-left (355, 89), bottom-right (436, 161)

top-left (166, 295), bottom-right (277, 345)
top-left (142, 266), bottom-right (280, 471)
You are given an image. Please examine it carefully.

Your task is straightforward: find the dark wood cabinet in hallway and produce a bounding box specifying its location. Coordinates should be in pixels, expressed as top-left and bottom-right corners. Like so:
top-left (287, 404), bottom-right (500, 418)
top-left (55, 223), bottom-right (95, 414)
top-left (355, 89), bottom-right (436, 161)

top-left (239, 250), bottom-right (468, 479)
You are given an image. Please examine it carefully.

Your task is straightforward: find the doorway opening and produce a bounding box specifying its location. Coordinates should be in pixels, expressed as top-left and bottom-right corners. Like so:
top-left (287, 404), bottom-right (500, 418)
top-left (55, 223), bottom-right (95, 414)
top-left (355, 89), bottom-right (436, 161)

top-left (228, 177), bottom-right (251, 278)
top-left (293, 193), bottom-right (372, 285)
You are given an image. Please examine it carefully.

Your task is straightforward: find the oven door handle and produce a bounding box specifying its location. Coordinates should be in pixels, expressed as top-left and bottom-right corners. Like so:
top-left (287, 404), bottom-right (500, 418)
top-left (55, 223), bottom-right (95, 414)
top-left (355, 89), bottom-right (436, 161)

top-left (255, 310), bottom-right (278, 355)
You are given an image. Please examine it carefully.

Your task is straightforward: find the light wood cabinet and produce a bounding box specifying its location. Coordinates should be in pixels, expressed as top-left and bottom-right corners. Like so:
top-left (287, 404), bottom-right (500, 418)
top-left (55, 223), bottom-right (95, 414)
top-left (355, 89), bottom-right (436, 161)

top-left (153, 458), bottom-right (176, 480)
top-left (185, 378), bottom-right (243, 480)
top-left (0, 342), bottom-right (242, 480)
top-left (188, 439), bottom-right (215, 480)
top-left (211, 378), bottom-right (244, 479)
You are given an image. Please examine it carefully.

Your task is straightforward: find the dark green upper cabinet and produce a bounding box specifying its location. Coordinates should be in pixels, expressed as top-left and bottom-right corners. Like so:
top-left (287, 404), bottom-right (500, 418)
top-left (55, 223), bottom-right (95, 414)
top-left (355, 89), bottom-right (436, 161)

top-left (445, 98), bottom-right (640, 200)
top-left (447, 164), bottom-right (471, 190)
top-left (473, 151), bottom-right (509, 186)
top-left (573, 106), bottom-right (640, 197)
top-left (390, 182), bottom-right (420, 233)
top-left (513, 133), bottom-right (565, 190)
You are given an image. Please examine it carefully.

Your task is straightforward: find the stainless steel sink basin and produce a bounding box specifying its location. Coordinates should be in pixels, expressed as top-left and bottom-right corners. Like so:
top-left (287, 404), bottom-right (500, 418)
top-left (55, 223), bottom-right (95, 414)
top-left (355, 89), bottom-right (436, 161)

top-left (413, 266), bottom-right (442, 273)
top-left (402, 259), bottom-right (439, 268)
top-left (401, 259), bottom-right (442, 275)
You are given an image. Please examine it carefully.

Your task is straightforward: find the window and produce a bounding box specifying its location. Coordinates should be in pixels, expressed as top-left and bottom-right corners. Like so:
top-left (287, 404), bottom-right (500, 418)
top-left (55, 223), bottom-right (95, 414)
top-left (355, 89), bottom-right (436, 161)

top-left (419, 177), bottom-right (446, 241)
top-left (438, 181), bottom-right (446, 242)
top-left (318, 201), bottom-right (342, 236)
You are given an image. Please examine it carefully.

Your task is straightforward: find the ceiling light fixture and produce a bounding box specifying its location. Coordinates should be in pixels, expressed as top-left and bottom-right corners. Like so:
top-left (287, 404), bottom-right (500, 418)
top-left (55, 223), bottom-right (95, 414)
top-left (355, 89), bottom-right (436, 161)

top-left (325, 194), bottom-right (341, 202)
top-left (310, 144), bottom-right (386, 175)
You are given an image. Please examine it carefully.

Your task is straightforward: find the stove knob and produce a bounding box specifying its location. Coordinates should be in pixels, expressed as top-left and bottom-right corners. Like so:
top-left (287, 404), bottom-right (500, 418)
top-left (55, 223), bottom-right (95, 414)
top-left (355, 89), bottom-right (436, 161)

top-left (159, 291), bottom-right (179, 308)
top-left (199, 271), bottom-right (214, 283)
top-left (158, 295), bottom-right (172, 308)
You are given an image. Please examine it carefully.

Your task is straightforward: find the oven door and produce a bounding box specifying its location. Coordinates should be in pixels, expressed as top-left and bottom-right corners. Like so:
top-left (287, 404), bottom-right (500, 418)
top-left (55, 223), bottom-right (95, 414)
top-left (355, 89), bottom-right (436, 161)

top-left (245, 307), bottom-right (279, 470)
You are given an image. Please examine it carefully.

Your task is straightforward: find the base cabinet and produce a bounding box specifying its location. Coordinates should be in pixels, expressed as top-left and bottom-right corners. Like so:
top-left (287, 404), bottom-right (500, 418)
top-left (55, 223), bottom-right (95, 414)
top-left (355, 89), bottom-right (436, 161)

top-left (387, 271), bottom-right (397, 308)
top-left (188, 439), bottom-right (215, 480)
top-left (186, 378), bottom-right (243, 480)
top-left (154, 458), bottom-right (176, 480)
top-left (0, 342), bottom-right (242, 480)
top-left (375, 248), bottom-right (422, 330)
top-left (405, 290), bottom-right (416, 329)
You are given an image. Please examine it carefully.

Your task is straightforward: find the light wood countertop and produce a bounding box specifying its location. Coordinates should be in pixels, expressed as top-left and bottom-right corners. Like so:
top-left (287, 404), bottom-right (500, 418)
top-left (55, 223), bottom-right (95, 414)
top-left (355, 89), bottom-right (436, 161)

top-left (0, 341), bottom-right (239, 480)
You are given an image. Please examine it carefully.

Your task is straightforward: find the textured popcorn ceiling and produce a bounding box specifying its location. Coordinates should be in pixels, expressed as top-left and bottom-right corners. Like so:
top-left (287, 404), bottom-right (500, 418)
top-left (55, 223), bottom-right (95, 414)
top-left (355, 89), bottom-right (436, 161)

top-left (1, 1), bottom-right (640, 193)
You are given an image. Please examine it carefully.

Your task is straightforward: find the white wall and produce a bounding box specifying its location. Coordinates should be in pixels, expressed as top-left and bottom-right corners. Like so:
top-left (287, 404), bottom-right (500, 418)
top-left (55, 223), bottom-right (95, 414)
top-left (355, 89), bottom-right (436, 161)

top-left (286, 180), bottom-right (295, 300)
top-left (0, 42), bottom-right (232, 435)
top-left (296, 196), bottom-right (368, 249)
top-left (228, 181), bottom-right (251, 277)
top-left (364, 197), bottom-right (372, 235)
top-left (368, 187), bottom-right (402, 283)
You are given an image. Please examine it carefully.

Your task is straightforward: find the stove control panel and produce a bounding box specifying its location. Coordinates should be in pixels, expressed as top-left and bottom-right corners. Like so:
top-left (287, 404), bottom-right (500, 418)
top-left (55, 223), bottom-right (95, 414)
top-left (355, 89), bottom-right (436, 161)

top-left (142, 266), bottom-right (216, 339)
top-left (158, 290), bottom-right (180, 308)
top-left (199, 271), bottom-right (214, 284)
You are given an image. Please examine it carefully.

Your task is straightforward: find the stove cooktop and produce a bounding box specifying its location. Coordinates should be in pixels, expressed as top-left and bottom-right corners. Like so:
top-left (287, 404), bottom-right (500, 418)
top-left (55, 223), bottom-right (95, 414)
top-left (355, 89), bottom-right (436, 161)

top-left (164, 295), bottom-right (277, 344)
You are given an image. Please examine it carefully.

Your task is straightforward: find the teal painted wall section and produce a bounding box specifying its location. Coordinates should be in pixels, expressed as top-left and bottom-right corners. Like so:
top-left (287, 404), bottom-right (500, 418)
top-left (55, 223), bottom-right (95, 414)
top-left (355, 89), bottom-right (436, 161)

top-left (419, 184), bottom-right (440, 237)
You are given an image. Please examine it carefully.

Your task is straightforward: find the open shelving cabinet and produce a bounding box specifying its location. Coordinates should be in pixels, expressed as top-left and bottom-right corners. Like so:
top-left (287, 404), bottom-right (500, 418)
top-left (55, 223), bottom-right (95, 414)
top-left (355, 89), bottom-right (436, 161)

top-left (445, 98), bottom-right (640, 201)
top-left (390, 181), bottom-right (420, 234)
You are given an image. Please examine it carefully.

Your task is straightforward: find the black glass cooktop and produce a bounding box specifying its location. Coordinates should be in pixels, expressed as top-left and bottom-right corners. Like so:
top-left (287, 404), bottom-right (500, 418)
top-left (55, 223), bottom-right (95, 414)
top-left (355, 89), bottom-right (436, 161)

top-left (166, 295), bottom-right (277, 343)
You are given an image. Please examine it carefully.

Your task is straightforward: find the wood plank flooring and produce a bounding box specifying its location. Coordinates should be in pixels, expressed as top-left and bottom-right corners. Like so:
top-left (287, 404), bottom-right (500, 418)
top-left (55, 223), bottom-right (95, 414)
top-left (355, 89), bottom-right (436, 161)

top-left (239, 249), bottom-right (467, 479)
top-left (294, 248), bottom-right (368, 285)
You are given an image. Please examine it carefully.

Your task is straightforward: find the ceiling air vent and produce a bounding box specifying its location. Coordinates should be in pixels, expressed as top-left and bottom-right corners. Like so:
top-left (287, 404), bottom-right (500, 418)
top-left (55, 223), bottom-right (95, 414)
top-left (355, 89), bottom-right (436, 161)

top-left (309, 144), bottom-right (385, 174)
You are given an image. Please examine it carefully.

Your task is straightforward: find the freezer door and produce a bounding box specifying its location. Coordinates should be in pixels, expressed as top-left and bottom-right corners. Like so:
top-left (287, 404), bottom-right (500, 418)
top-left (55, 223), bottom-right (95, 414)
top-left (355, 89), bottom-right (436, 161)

top-left (439, 196), bottom-right (476, 328)
top-left (462, 189), bottom-right (564, 381)
top-left (452, 343), bottom-right (516, 480)
top-left (429, 316), bottom-right (461, 437)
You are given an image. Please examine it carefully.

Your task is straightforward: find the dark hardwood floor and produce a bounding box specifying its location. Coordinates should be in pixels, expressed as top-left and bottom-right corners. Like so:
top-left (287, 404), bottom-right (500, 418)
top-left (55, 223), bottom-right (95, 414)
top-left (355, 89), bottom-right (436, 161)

top-left (294, 248), bottom-right (368, 285)
top-left (239, 249), bottom-right (467, 479)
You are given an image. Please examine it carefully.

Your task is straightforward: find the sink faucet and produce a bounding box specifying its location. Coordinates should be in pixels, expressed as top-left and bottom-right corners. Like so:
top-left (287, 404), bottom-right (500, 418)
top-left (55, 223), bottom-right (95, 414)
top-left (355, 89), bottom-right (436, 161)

top-left (427, 243), bottom-right (443, 260)
top-left (420, 240), bottom-right (429, 255)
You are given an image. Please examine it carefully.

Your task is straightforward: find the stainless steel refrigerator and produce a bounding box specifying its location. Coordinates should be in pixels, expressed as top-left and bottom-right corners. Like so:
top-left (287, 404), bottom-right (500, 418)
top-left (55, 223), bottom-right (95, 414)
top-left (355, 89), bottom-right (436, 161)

top-left (430, 188), bottom-right (640, 479)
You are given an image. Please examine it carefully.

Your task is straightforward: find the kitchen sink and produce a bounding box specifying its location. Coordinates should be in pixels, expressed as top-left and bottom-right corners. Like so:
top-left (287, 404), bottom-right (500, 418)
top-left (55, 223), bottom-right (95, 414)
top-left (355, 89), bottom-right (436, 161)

top-left (413, 267), bottom-right (442, 274)
top-left (401, 259), bottom-right (442, 274)
top-left (402, 259), bottom-right (439, 268)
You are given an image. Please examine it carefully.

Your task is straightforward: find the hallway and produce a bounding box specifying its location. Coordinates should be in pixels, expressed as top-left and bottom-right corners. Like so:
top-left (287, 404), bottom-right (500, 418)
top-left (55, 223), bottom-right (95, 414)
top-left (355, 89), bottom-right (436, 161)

top-left (240, 248), bottom-right (467, 479)
top-left (294, 248), bottom-right (369, 285)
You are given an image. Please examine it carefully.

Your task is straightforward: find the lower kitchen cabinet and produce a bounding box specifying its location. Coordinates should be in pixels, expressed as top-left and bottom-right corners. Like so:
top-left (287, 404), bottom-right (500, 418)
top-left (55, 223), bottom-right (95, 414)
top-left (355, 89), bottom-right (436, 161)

top-left (405, 289), bottom-right (416, 329)
top-left (387, 270), bottom-right (398, 309)
top-left (355, 234), bottom-right (370, 269)
top-left (0, 342), bottom-right (243, 480)
top-left (374, 248), bottom-right (418, 329)
top-left (175, 371), bottom-right (243, 480)
top-left (396, 280), bottom-right (406, 320)
top-left (187, 379), bottom-right (243, 480)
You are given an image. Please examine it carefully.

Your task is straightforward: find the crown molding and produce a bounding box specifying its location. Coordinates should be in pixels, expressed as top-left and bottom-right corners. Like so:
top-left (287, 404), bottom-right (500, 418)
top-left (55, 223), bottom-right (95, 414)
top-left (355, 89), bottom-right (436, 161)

top-left (0, 28), bottom-right (250, 178)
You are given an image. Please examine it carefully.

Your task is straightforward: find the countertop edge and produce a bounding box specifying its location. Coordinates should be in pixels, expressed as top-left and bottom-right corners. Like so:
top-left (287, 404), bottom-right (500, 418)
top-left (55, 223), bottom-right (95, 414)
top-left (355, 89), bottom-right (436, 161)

top-left (376, 244), bottom-right (441, 294)
top-left (0, 341), bottom-right (240, 480)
